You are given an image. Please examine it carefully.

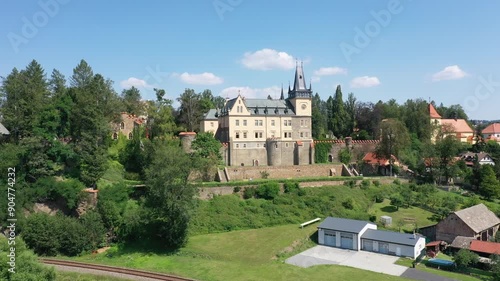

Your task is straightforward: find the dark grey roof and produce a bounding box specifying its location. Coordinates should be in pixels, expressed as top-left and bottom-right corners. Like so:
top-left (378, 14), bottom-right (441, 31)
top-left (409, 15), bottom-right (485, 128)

top-left (0, 122), bottom-right (9, 135)
top-left (221, 97), bottom-right (296, 116)
top-left (361, 229), bottom-right (424, 246)
top-left (318, 217), bottom-right (374, 233)
top-left (450, 236), bottom-right (474, 249)
top-left (293, 62), bottom-right (309, 92)
top-left (203, 109), bottom-right (218, 120)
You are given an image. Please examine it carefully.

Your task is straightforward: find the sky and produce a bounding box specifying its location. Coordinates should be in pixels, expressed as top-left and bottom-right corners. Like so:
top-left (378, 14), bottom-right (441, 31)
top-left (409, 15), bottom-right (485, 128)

top-left (1, 0), bottom-right (500, 120)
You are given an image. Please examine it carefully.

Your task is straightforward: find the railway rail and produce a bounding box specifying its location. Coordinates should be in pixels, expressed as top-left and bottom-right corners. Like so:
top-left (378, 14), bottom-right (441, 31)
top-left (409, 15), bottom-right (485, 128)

top-left (41, 258), bottom-right (197, 281)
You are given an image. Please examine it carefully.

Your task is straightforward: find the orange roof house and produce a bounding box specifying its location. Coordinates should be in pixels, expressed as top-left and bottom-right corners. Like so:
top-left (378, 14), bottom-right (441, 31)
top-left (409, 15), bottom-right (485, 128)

top-left (429, 103), bottom-right (474, 143)
top-left (482, 123), bottom-right (500, 143)
top-left (363, 152), bottom-right (399, 166)
top-left (469, 240), bottom-right (500, 255)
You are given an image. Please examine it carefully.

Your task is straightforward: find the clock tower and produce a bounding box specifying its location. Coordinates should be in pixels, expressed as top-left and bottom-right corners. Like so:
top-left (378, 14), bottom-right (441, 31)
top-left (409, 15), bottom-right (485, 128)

top-left (288, 61), bottom-right (312, 116)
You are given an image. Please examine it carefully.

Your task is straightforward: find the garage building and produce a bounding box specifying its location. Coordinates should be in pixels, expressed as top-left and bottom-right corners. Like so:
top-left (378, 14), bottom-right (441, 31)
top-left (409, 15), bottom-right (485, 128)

top-left (318, 217), bottom-right (426, 259)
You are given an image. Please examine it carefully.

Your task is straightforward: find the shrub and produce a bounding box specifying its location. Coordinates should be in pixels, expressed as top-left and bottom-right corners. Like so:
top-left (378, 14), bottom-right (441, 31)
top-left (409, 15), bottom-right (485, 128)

top-left (256, 182), bottom-right (280, 200)
top-left (260, 170), bottom-right (270, 179)
top-left (369, 215), bottom-right (377, 222)
top-left (243, 187), bottom-right (256, 199)
top-left (233, 186), bottom-right (241, 193)
top-left (342, 198), bottom-right (354, 210)
top-left (346, 180), bottom-right (357, 188)
top-left (360, 180), bottom-right (371, 190)
top-left (372, 180), bottom-right (381, 187)
top-left (374, 193), bottom-right (384, 203)
top-left (393, 179), bottom-right (401, 185)
top-left (297, 188), bottom-right (306, 196)
top-left (453, 249), bottom-right (478, 270)
top-left (284, 181), bottom-right (300, 193)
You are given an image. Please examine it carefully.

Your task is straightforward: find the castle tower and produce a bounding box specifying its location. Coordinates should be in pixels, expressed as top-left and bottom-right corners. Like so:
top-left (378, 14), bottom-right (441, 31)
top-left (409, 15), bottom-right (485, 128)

top-left (288, 61), bottom-right (312, 116)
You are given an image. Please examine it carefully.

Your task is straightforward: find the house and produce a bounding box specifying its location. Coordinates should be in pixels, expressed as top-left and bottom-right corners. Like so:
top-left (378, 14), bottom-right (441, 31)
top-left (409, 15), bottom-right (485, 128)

top-left (482, 123), bottom-right (500, 143)
top-left (435, 204), bottom-right (500, 243)
top-left (318, 217), bottom-right (426, 259)
top-left (362, 152), bottom-right (400, 176)
top-left (200, 62), bottom-right (313, 166)
top-left (460, 152), bottom-right (495, 166)
top-left (111, 112), bottom-right (147, 140)
top-left (200, 109), bottom-right (218, 135)
top-left (429, 104), bottom-right (474, 144)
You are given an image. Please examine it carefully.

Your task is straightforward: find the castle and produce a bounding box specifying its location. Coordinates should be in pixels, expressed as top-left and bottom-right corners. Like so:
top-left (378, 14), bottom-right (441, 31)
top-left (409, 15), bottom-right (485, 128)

top-left (200, 63), bottom-right (314, 166)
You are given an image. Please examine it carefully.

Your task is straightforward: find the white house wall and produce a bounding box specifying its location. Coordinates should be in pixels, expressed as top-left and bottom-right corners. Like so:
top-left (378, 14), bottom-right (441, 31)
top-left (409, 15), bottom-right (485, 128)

top-left (318, 228), bottom-right (325, 244)
top-left (413, 237), bottom-right (426, 259)
top-left (357, 224), bottom-right (377, 251)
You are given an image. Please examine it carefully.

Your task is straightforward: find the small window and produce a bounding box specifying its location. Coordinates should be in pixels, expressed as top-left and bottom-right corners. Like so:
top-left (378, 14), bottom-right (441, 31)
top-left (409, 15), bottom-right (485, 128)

top-left (236, 144), bottom-right (239, 148)
top-left (259, 132), bottom-right (263, 138)
top-left (284, 120), bottom-right (287, 126)
top-left (236, 132), bottom-right (240, 139)
top-left (236, 120), bottom-right (240, 126)
top-left (255, 132), bottom-right (259, 138)
top-left (288, 120), bottom-right (292, 126)
top-left (285, 143), bottom-right (289, 148)
top-left (271, 120), bottom-right (275, 126)
top-left (300, 132), bottom-right (304, 138)
top-left (113, 133), bottom-right (118, 140)
top-left (257, 144), bottom-right (260, 147)
top-left (243, 132), bottom-right (247, 138)
top-left (255, 120), bottom-right (259, 126)
top-left (243, 120), bottom-right (247, 126)
top-left (243, 144), bottom-right (246, 148)
top-left (258, 120), bottom-right (263, 126)
top-left (239, 99), bottom-right (241, 104)
top-left (128, 132), bottom-right (133, 139)
top-left (300, 120), bottom-right (304, 126)
top-left (305, 132), bottom-right (309, 137)
top-left (120, 122), bottom-right (125, 129)
top-left (210, 122), bottom-right (214, 127)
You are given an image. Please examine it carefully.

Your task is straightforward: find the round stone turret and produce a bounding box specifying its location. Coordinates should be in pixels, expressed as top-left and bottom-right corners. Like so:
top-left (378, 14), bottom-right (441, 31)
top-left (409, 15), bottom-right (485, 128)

top-left (179, 132), bottom-right (196, 153)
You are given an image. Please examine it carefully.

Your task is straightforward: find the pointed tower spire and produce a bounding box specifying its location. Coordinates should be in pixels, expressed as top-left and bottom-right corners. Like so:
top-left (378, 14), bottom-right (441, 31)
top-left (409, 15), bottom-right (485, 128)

top-left (309, 79), bottom-right (312, 91)
top-left (293, 61), bottom-right (307, 92)
top-left (280, 84), bottom-right (284, 100)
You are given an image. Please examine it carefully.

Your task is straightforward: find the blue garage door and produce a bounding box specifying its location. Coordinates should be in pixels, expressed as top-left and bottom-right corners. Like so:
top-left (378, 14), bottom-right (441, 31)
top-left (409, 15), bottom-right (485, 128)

top-left (340, 233), bottom-right (353, 249)
top-left (362, 239), bottom-right (373, 251)
top-left (324, 233), bottom-right (336, 247)
top-left (379, 242), bottom-right (389, 254)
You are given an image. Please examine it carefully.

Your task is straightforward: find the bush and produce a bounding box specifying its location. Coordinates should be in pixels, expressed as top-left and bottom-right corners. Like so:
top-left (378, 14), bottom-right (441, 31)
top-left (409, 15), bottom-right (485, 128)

top-left (454, 249), bottom-right (478, 270)
top-left (374, 193), bottom-right (384, 203)
top-left (243, 187), bottom-right (256, 199)
top-left (373, 180), bottom-right (381, 187)
top-left (297, 188), bottom-right (306, 196)
top-left (256, 182), bottom-right (280, 200)
top-left (342, 198), bottom-right (354, 210)
top-left (369, 215), bottom-right (377, 222)
top-left (346, 180), bottom-right (357, 188)
top-left (233, 186), bottom-right (241, 193)
top-left (361, 180), bottom-right (371, 190)
top-left (260, 170), bottom-right (270, 179)
top-left (284, 181), bottom-right (300, 193)
top-left (393, 179), bottom-right (401, 185)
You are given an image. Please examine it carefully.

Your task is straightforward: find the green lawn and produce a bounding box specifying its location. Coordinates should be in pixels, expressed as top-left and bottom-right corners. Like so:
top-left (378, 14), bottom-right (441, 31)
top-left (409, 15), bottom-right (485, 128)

top-left (55, 271), bottom-right (129, 281)
top-left (368, 199), bottom-right (436, 232)
top-left (66, 224), bottom-right (409, 281)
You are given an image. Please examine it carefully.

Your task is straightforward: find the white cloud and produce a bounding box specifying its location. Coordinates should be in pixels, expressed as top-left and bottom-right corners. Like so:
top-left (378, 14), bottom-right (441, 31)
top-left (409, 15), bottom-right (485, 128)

top-left (350, 76), bottom-right (381, 88)
top-left (313, 67), bottom-right (347, 76)
top-left (120, 77), bottom-right (153, 89)
top-left (311, 76), bottom-right (321, 83)
top-left (220, 86), bottom-right (282, 99)
top-left (241, 48), bottom-right (295, 70)
top-left (432, 65), bottom-right (468, 81)
top-left (178, 72), bottom-right (223, 85)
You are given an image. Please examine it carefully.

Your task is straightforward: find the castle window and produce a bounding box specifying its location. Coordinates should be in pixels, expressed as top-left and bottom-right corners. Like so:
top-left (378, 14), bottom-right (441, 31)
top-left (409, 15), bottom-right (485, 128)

top-left (243, 120), bottom-right (247, 126)
top-left (236, 120), bottom-right (240, 126)
top-left (305, 132), bottom-right (309, 137)
top-left (259, 120), bottom-right (263, 126)
top-left (271, 131), bottom-right (275, 138)
top-left (257, 144), bottom-right (260, 147)
top-left (255, 120), bottom-right (259, 126)
top-left (287, 120), bottom-right (292, 126)
top-left (285, 143), bottom-right (289, 148)
top-left (300, 120), bottom-right (304, 126)
top-left (236, 144), bottom-right (239, 148)
top-left (300, 132), bottom-right (304, 138)
top-left (112, 133), bottom-right (118, 140)
top-left (243, 132), bottom-right (247, 138)
top-left (271, 120), bottom-right (275, 126)
top-left (210, 122), bottom-right (214, 127)
top-left (243, 144), bottom-right (246, 148)
top-left (284, 120), bottom-right (287, 126)
top-left (236, 132), bottom-right (240, 139)
top-left (128, 132), bottom-right (133, 139)
top-left (120, 122), bottom-right (125, 130)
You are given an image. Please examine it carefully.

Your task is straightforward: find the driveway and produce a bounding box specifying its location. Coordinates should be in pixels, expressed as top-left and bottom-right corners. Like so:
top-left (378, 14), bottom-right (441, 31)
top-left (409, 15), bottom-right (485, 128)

top-left (285, 245), bottom-right (408, 276)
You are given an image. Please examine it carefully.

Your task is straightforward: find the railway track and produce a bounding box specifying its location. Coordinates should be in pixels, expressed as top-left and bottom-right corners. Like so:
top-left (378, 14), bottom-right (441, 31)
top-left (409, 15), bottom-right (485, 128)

top-left (41, 258), bottom-right (197, 281)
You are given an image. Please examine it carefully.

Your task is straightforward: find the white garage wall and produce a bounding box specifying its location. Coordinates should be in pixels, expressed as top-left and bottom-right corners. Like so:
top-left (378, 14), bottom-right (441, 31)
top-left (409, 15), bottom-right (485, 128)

top-left (318, 228), bottom-right (325, 245)
top-left (413, 237), bottom-right (426, 259)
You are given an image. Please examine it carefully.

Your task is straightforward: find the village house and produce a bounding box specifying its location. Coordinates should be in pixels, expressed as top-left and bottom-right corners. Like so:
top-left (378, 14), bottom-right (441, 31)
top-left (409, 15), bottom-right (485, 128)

top-left (361, 152), bottom-right (400, 176)
top-left (482, 123), bottom-right (500, 144)
top-left (429, 103), bottom-right (474, 144)
top-left (460, 151), bottom-right (495, 166)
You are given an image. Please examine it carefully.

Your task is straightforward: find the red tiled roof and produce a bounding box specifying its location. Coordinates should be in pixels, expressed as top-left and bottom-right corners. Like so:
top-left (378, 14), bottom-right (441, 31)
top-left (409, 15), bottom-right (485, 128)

top-left (483, 123), bottom-right (500, 134)
top-left (440, 119), bottom-right (474, 133)
top-left (426, 241), bottom-right (442, 247)
top-left (363, 152), bottom-right (397, 165)
top-left (469, 240), bottom-right (500, 255)
top-left (429, 104), bottom-right (442, 119)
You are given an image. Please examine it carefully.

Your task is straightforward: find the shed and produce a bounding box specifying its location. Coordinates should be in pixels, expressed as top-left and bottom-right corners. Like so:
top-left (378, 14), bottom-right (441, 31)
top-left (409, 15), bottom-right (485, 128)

top-left (380, 215), bottom-right (392, 226)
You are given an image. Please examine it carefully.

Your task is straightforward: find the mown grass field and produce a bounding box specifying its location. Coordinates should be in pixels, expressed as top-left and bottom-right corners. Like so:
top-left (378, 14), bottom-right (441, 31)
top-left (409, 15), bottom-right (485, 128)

top-left (55, 271), bottom-right (130, 281)
top-left (368, 199), bottom-right (436, 232)
top-left (68, 224), bottom-right (409, 281)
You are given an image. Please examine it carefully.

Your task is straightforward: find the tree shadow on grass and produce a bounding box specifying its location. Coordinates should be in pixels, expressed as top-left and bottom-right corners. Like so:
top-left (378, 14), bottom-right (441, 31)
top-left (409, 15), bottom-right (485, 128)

top-left (381, 205), bottom-right (398, 213)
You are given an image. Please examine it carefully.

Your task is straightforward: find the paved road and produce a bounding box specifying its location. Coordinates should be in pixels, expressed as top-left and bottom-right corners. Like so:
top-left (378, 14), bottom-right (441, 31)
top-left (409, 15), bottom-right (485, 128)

top-left (401, 268), bottom-right (459, 281)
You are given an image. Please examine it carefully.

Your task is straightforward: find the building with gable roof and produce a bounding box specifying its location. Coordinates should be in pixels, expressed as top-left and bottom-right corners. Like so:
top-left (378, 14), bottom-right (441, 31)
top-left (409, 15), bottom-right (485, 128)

top-left (482, 123), bottom-right (500, 143)
top-left (429, 103), bottom-right (474, 144)
top-left (201, 62), bottom-right (313, 166)
top-left (435, 203), bottom-right (500, 243)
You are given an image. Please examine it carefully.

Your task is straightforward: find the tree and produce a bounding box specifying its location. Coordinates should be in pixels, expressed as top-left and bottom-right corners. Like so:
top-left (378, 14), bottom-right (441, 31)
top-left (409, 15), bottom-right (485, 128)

top-left (191, 132), bottom-right (222, 160)
top-left (70, 59), bottom-right (94, 88)
top-left (177, 88), bottom-right (202, 132)
top-left (490, 254), bottom-right (500, 281)
top-left (121, 86), bottom-right (143, 115)
top-left (0, 236), bottom-right (56, 280)
top-left (479, 164), bottom-right (500, 200)
top-left (311, 93), bottom-right (328, 139)
top-left (143, 143), bottom-right (198, 248)
top-left (375, 119), bottom-right (410, 174)
top-left (434, 135), bottom-right (462, 185)
top-left (147, 88), bottom-right (178, 139)
top-left (344, 92), bottom-right (357, 135)
top-left (390, 194), bottom-right (404, 210)
top-left (338, 148), bottom-right (352, 165)
top-left (329, 85), bottom-right (349, 138)
top-left (453, 249), bottom-right (478, 270)
top-left (79, 210), bottom-right (106, 251)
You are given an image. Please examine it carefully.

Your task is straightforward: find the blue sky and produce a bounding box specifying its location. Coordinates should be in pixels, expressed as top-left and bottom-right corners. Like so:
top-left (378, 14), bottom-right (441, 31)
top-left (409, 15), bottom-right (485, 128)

top-left (1, 0), bottom-right (500, 119)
